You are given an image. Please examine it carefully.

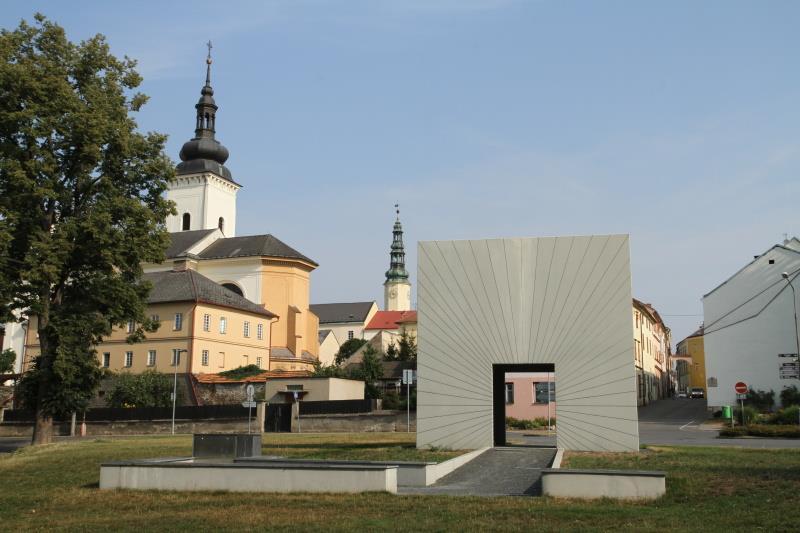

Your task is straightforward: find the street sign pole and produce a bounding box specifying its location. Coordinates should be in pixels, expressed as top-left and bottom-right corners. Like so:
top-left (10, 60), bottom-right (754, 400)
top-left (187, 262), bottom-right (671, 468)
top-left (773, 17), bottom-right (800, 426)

top-left (246, 384), bottom-right (255, 434)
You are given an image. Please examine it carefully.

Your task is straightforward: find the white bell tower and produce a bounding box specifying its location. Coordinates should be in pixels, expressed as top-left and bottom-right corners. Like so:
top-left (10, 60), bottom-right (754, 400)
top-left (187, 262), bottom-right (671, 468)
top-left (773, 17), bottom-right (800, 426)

top-left (166, 41), bottom-right (239, 236)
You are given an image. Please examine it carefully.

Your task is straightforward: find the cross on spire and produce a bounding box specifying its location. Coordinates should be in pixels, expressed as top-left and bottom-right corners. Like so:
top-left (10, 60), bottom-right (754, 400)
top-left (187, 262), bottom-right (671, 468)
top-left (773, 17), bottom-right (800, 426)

top-left (205, 40), bottom-right (213, 85)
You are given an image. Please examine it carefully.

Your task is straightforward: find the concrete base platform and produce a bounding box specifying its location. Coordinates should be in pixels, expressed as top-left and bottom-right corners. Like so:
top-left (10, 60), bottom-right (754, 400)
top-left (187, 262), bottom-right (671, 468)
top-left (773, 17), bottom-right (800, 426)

top-left (541, 468), bottom-right (666, 500)
top-left (100, 458), bottom-right (397, 494)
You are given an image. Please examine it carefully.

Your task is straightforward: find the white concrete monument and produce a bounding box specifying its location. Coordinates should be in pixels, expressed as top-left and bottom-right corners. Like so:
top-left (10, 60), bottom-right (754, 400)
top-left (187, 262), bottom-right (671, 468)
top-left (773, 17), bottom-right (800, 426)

top-left (416, 235), bottom-right (639, 452)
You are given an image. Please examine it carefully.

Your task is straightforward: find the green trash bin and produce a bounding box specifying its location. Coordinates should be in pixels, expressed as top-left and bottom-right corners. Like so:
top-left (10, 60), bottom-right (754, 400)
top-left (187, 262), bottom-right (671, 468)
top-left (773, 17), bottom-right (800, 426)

top-left (721, 405), bottom-right (732, 419)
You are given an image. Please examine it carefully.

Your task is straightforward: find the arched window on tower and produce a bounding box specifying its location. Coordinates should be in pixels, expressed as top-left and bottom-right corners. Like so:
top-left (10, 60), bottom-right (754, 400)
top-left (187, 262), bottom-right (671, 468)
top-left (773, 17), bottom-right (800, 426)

top-left (204, 113), bottom-right (210, 128)
top-left (218, 217), bottom-right (225, 233)
top-left (182, 213), bottom-right (191, 231)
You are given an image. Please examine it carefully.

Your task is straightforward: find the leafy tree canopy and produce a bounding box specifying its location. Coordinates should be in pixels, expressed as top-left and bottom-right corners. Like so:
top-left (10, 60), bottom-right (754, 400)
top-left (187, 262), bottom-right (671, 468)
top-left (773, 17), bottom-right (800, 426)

top-left (0, 14), bottom-right (174, 442)
top-left (0, 348), bottom-right (14, 374)
top-left (334, 338), bottom-right (367, 366)
top-left (218, 365), bottom-right (263, 381)
top-left (106, 370), bottom-right (173, 408)
top-left (349, 345), bottom-right (384, 399)
top-left (311, 361), bottom-right (346, 378)
top-left (384, 331), bottom-right (417, 362)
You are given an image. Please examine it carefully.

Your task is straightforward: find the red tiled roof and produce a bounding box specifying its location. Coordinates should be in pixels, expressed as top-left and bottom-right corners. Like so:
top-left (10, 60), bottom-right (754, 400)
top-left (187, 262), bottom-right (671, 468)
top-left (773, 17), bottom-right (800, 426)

top-left (365, 310), bottom-right (417, 330)
top-left (194, 370), bottom-right (311, 383)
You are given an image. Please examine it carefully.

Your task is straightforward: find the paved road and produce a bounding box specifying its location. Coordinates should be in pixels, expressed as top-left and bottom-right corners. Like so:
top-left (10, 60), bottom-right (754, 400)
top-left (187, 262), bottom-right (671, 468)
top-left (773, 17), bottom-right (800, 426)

top-left (400, 447), bottom-right (556, 496)
top-left (0, 437), bottom-right (29, 453)
top-left (639, 398), bottom-right (800, 448)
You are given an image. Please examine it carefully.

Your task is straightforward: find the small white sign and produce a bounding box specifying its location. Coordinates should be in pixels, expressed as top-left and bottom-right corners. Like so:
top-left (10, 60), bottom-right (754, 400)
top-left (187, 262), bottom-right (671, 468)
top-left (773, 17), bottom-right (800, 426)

top-left (402, 369), bottom-right (416, 385)
top-left (242, 401), bottom-right (257, 408)
top-left (246, 384), bottom-right (255, 401)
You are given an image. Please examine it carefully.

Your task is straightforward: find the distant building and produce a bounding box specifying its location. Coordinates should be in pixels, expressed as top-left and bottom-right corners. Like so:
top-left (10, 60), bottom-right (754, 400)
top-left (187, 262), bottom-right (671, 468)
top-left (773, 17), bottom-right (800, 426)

top-left (317, 329), bottom-right (340, 366)
top-left (675, 326), bottom-right (705, 395)
top-left (632, 299), bottom-right (672, 406)
top-left (309, 302), bottom-right (378, 344)
top-left (503, 372), bottom-right (557, 422)
top-left (703, 237), bottom-right (800, 408)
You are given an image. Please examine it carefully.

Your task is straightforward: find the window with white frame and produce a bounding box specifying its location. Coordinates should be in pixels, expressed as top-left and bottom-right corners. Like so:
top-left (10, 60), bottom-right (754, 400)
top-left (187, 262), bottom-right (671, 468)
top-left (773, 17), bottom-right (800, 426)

top-left (243, 321), bottom-right (250, 338)
top-left (102, 353), bottom-right (110, 368)
top-left (505, 383), bottom-right (514, 405)
top-left (150, 314), bottom-right (159, 324)
top-left (257, 323), bottom-right (263, 340)
top-left (219, 316), bottom-right (227, 334)
top-left (124, 351), bottom-right (133, 367)
top-left (126, 320), bottom-right (134, 334)
top-left (172, 349), bottom-right (181, 366)
top-left (147, 350), bottom-right (156, 367)
top-left (174, 313), bottom-right (183, 331)
top-left (201, 350), bottom-right (209, 366)
top-left (347, 330), bottom-right (354, 340)
top-left (256, 356), bottom-right (262, 368)
top-left (203, 313), bottom-right (210, 332)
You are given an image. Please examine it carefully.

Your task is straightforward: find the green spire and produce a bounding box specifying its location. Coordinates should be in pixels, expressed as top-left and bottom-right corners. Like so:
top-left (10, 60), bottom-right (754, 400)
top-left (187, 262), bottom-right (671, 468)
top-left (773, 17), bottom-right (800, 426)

top-left (385, 205), bottom-right (409, 282)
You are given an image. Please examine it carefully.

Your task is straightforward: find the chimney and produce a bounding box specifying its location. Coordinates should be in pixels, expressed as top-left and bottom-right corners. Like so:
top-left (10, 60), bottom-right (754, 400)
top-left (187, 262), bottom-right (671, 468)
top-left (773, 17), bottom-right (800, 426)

top-left (173, 257), bottom-right (198, 272)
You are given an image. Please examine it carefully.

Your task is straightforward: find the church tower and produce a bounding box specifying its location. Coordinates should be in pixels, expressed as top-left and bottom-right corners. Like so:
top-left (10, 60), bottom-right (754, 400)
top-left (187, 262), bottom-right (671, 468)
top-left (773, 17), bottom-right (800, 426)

top-left (166, 42), bottom-right (240, 236)
top-left (384, 206), bottom-right (412, 311)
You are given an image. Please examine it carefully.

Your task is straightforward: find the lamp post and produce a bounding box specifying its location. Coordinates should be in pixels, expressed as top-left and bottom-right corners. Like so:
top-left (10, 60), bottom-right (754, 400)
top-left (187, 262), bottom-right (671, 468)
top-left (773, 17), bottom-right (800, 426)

top-left (172, 348), bottom-right (189, 435)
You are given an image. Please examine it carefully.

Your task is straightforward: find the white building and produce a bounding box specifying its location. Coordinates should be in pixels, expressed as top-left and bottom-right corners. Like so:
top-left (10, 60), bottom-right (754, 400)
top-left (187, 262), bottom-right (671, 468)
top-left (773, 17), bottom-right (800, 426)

top-left (703, 237), bottom-right (800, 408)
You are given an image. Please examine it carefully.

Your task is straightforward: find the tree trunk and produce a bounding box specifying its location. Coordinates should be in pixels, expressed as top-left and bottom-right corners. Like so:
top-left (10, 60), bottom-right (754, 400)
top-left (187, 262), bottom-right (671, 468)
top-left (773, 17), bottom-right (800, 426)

top-left (32, 409), bottom-right (53, 445)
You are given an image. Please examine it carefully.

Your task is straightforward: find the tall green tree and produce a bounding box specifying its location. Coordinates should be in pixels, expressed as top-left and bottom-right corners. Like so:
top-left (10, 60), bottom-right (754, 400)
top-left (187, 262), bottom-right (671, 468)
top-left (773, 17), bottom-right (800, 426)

top-left (350, 345), bottom-right (384, 399)
top-left (0, 15), bottom-right (174, 443)
top-left (334, 337), bottom-right (367, 366)
top-left (384, 331), bottom-right (417, 362)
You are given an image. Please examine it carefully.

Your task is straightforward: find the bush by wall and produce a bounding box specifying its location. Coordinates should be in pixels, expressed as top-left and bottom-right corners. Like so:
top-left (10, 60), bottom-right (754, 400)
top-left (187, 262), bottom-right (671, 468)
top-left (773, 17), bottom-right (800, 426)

top-left (746, 388), bottom-right (775, 411)
top-left (506, 416), bottom-right (556, 430)
top-left (720, 425), bottom-right (800, 438)
top-left (780, 385), bottom-right (800, 407)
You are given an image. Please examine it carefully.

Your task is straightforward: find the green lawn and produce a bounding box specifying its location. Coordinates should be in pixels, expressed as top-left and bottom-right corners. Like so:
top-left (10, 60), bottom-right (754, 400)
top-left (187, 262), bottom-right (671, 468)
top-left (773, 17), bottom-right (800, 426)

top-left (1, 435), bottom-right (799, 531)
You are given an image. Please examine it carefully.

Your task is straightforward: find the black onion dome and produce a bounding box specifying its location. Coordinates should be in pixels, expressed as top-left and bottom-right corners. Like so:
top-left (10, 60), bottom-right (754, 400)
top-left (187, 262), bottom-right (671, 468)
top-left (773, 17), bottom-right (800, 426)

top-left (175, 48), bottom-right (237, 185)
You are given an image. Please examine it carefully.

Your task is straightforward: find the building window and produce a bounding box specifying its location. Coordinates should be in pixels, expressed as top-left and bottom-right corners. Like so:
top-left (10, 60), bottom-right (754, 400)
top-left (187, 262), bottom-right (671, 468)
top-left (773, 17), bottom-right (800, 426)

top-left (172, 349), bottom-right (181, 367)
top-left (347, 330), bottom-right (354, 340)
top-left (102, 353), bottom-right (110, 368)
top-left (203, 313), bottom-right (210, 332)
top-left (534, 382), bottom-right (556, 404)
top-left (256, 356), bottom-right (262, 368)
top-left (174, 313), bottom-right (183, 331)
top-left (505, 383), bottom-right (514, 405)
top-left (147, 350), bottom-right (156, 367)
top-left (150, 314), bottom-right (159, 324)
top-left (202, 350), bottom-right (209, 366)
top-left (182, 213), bottom-right (191, 231)
top-left (287, 384), bottom-right (304, 391)
top-left (124, 351), bottom-right (133, 368)
top-left (218, 352), bottom-right (225, 368)
top-left (219, 317), bottom-right (227, 334)
top-left (244, 321), bottom-right (250, 338)
top-left (126, 320), bottom-right (134, 334)
top-left (257, 323), bottom-right (263, 340)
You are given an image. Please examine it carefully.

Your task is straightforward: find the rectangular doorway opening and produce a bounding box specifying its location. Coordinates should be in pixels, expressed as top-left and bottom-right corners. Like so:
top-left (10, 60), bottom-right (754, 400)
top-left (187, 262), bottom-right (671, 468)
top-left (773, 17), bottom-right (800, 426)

top-left (493, 363), bottom-right (556, 447)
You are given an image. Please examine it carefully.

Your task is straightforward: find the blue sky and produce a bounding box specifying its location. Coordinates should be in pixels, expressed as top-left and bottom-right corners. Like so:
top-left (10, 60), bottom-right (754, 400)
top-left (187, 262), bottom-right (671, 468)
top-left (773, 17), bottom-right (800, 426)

top-left (3, 1), bottom-right (799, 345)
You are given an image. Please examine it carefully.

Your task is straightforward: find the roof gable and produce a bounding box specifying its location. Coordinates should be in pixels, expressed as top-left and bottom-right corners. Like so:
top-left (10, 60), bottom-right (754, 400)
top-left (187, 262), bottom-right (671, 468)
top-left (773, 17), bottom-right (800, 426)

top-left (310, 302), bottom-right (377, 324)
top-left (145, 270), bottom-right (276, 318)
top-left (365, 310), bottom-right (417, 330)
top-left (197, 234), bottom-right (317, 266)
top-left (164, 229), bottom-right (219, 259)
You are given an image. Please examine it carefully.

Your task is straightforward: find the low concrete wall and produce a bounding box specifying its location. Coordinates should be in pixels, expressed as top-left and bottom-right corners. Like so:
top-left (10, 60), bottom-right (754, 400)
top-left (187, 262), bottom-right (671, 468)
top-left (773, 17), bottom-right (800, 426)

top-left (295, 411), bottom-right (416, 433)
top-left (100, 460), bottom-right (397, 494)
top-left (237, 457), bottom-right (431, 487)
top-left (0, 418), bottom-right (253, 437)
top-left (542, 469), bottom-right (666, 500)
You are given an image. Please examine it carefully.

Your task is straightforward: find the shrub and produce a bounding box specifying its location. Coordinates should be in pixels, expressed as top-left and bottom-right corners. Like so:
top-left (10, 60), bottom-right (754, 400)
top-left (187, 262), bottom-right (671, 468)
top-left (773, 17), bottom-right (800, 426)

top-left (733, 405), bottom-right (760, 425)
top-left (767, 406), bottom-right (800, 426)
top-left (780, 385), bottom-right (800, 407)
top-left (218, 365), bottom-right (263, 381)
top-left (506, 416), bottom-right (555, 430)
top-left (106, 371), bottom-right (173, 408)
top-left (382, 390), bottom-right (401, 410)
top-left (746, 388), bottom-right (775, 411)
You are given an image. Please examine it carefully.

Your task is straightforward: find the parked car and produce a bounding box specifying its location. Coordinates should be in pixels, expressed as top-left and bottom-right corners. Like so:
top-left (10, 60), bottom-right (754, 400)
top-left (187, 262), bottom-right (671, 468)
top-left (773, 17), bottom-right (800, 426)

top-left (677, 391), bottom-right (688, 399)
top-left (690, 387), bottom-right (705, 399)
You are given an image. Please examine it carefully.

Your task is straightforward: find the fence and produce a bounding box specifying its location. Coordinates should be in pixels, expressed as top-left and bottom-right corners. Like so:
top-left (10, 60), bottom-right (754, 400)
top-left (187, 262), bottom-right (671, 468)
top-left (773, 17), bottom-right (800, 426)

top-left (2, 404), bottom-right (250, 423)
top-left (298, 399), bottom-right (377, 416)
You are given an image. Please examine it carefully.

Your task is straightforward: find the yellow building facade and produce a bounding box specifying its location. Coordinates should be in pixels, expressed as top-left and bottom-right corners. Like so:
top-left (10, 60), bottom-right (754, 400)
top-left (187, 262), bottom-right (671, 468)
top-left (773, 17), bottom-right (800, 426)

top-left (632, 299), bottom-right (671, 406)
top-left (676, 327), bottom-right (706, 394)
top-left (23, 269), bottom-right (276, 375)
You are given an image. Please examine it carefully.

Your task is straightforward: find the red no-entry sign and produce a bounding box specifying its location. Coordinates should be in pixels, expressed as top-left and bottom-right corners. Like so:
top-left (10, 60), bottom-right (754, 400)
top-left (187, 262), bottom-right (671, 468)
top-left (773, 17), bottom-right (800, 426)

top-left (734, 381), bottom-right (748, 394)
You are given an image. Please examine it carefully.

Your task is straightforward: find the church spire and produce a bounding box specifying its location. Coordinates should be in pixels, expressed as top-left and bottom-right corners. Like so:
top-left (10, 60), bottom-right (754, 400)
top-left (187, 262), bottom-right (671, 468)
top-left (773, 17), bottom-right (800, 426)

top-left (176, 42), bottom-right (235, 183)
top-left (385, 204), bottom-right (409, 282)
